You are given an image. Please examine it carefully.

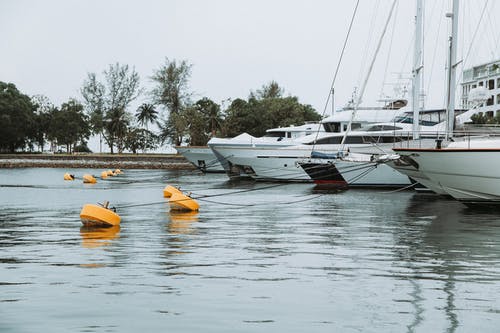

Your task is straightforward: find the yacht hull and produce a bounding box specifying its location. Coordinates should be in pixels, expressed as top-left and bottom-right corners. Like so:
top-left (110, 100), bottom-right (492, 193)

top-left (393, 148), bottom-right (500, 203)
top-left (175, 146), bottom-right (224, 173)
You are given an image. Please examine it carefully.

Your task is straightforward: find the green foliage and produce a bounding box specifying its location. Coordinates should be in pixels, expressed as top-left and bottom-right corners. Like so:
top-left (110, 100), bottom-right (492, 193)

top-left (74, 143), bottom-right (92, 153)
top-left (182, 105), bottom-right (208, 146)
top-left (31, 95), bottom-right (54, 151)
top-left (135, 103), bottom-right (158, 129)
top-left (0, 81), bottom-right (36, 152)
top-left (124, 127), bottom-right (158, 153)
top-left (223, 82), bottom-right (321, 137)
top-left (195, 97), bottom-right (223, 137)
top-left (151, 58), bottom-right (192, 145)
top-left (47, 99), bottom-right (90, 153)
top-left (81, 63), bottom-right (141, 153)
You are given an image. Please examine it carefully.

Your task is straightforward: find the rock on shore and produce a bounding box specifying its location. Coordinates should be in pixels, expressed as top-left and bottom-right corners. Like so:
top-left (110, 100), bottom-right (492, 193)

top-left (0, 154), bottom-right (196, 170)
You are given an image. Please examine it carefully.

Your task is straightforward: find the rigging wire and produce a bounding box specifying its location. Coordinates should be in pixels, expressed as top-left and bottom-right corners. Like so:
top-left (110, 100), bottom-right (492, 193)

top-left (311, 0), bottom-right (360, 149)
top-left (424, 0), bottom-right (445, 108)
top-left (379, 0), bottom-right (399, 102)
top-left (357, 0), bottom-right (381, 89)
top-left (454, 0), bottom-right (489, 94)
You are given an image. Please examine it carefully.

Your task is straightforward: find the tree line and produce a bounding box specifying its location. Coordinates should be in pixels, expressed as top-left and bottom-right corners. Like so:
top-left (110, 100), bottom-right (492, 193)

top-left (0, 58), bottom-right (322, 153)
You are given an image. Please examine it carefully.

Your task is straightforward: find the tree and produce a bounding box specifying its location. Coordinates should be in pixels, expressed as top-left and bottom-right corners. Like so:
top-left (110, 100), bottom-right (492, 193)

top-left (81, 63), bottom-right (141, 153)
top-left (104, 107), bottom-right (130, 154)
top-left (135, 103), bottom-right (158, 129)
top-left (47, 99), bottom-right (90, 153)
top-left (182, 105), bottom-right (208, 146)
top-left (124, 127), bottom-right (158, 153)
top-left (195, 97), bottom-right (223, 137)
top-left (0, 82), bottom-right (36, 152)
top-left (222, 82), bottom-right (321, 137)
top-left (31, 94), bottom-right (54, 152)
top-left (151, 58), bottom-right (192, 145)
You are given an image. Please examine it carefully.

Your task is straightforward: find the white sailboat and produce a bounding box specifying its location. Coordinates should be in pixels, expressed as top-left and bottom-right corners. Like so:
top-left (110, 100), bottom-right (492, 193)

top-left (392, 0), bottom-right (500, 204)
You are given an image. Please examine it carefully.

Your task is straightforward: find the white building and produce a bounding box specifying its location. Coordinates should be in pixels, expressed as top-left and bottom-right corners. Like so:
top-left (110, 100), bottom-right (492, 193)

top-left (461, 60), bottom-right (500, 118)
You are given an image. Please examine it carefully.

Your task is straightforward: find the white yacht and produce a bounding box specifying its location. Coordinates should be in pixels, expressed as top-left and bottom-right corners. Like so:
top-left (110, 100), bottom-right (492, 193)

top-left (176, 122), bottom-right (323, 173)
top-left (215, 107), bottom-right (456, 184)
top-left (210, 101), bottom-right (408, 179)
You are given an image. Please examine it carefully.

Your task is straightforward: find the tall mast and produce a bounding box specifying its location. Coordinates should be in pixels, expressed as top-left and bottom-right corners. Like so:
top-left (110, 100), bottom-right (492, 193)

top-left (445, 0), bottom-right (459, 139)
top-left (412, 0), bottom-right (423, 140)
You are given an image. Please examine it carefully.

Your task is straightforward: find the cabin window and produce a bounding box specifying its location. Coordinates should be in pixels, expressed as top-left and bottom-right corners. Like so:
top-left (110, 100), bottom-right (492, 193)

top-left (351, 123), bottom-right (362, 130)
top-left (489, 79), bottom-right (495, 90)
top-left (497, 94), bottom-right (500, 104)
top-left (479, 81), bottom-right (484, 87)
top-left (487, 96), bottom-right (494, 106)
top-left (323, 122), bottom-right (341, 133)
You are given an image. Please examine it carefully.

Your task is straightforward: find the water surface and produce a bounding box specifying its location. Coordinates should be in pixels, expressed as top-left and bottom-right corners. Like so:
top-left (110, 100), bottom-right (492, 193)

top-left (1, 168), bottom-right (500, 332)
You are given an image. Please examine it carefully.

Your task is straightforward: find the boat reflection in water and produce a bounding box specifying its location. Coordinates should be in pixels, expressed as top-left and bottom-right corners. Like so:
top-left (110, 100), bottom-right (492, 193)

top-left (396, 195), bottom-right (500, 332)
top-left (80, 225), bottom-right (121, 249)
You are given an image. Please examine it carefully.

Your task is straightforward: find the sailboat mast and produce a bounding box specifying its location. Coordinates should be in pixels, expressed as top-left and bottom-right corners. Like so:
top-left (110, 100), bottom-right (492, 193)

top-left (445, 0), bottom-right (459, 139)
top-left (412, 0), bottom-right (423, 140)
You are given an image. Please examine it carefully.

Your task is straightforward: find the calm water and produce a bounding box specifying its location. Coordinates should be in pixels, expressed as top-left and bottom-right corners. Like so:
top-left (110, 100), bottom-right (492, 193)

top-left (1, 168), bottom-right (500, 332)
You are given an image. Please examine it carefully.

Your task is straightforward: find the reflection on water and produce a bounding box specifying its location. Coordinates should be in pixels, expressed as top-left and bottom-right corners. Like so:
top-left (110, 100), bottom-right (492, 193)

top-left (168, 211), bottom-right (199, 234)
top-left (80, 225), bottom-right (121, 249)
top-left (1, 169), bottom-right (500, 332)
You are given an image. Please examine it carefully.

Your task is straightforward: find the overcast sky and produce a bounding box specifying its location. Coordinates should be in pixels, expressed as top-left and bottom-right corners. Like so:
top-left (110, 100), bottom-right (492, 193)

top-left (1, 0), bottom-right (499, 122)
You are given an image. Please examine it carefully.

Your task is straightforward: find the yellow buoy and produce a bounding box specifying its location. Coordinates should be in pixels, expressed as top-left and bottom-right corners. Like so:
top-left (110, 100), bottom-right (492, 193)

top-left (107, 170), bottom-right (114, 176)
top-left (163, 185), bottom-right (182, 198)
top-left (80, 201), bottom-right (121, 227)
top-left (83, 174), bottom-right (97, 184)
top-left (101, 171), bottom-right (108, 179)
top-left (114, 169), bottom-right (123, 174)
top-left (169, 192), bottom-right (199, 212)
top-left (64, 173), bottom-right (75, 181)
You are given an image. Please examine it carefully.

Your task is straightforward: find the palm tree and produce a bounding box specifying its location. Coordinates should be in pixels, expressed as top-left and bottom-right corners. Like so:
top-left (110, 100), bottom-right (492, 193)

top-left (135, 103), bottom-right (158, 130)
top-left (105, 107), bottom-right (130, 153)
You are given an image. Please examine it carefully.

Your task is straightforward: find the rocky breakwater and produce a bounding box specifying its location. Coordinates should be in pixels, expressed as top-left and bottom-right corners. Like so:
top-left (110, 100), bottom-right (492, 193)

top-left (0, 154), bottom-right (196, 170)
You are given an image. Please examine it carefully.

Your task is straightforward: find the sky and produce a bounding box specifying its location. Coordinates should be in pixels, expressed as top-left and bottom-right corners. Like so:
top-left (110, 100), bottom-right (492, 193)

top-left (1, 0), bottom-right (499, 151)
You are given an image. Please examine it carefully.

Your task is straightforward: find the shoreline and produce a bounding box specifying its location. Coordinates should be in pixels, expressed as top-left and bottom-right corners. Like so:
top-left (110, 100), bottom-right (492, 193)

top-left (0, 153), bottom-right (196, 170)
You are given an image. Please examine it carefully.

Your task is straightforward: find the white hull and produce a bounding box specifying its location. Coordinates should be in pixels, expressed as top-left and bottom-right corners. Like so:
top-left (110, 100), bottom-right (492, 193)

top-left (388, 160), bottom-right (448, 194)
top-left (301, 155), bottom-right (412, 187)
top-left (175, 146), bottom-right (224, 173)
top-left (218, 144), bottom-right (411, 186)
top-left (335, 159), bottom-right (412, 187)
top-left (393, 141), bottom-right (500, 202)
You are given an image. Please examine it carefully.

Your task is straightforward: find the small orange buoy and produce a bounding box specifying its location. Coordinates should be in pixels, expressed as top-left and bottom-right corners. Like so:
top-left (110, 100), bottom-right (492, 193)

top-left (114, 169), bottom-right (123, 174)
top-left (101, 171), bottom-right (108, 179)
top-left (83, 174), bottom-right (97, 184)
top-left (64, 173), bottom-right (75, 181)
top-left (169, 192), bottom-right (199, 212)
top-left (80, 201), bottom-right (121, 227)
top-left (163, 185), bottom-right (182, 198)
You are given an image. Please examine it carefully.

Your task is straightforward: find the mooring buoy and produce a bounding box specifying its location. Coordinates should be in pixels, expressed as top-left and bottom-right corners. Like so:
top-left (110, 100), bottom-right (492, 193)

top-left (80, 201), bottom-right (121, 227)
top-left (83, 174), bottom-right (97, 184)
top-left (64, 173), bottom-right (75, 181)
top-left (163, 185), bottom-right (182, 198)
top-left (169, 192), bottom-right (199, 212)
